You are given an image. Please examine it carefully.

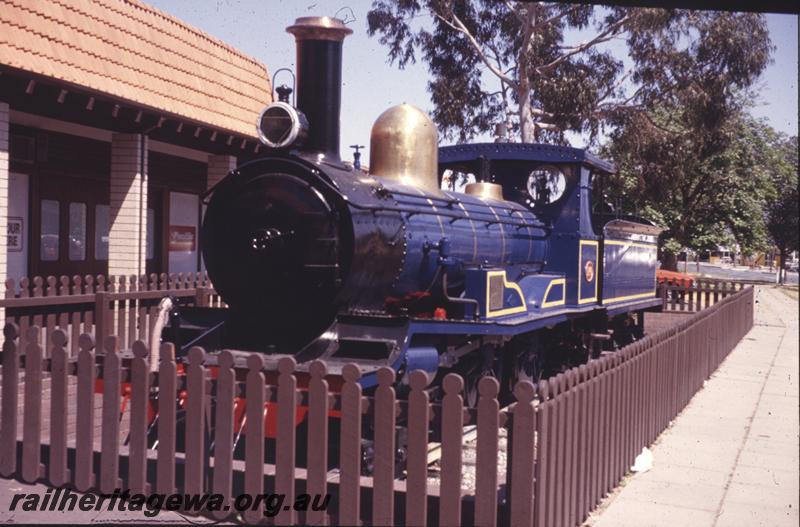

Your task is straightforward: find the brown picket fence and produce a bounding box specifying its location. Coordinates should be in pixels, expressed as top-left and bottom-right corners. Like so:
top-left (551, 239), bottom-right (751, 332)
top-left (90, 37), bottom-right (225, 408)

top-left (0, 285), bottom-right (754, 525)
top-left (659, 277), bottom-right (748, 313)
top-left (1, 273), bottom-right (224, 359)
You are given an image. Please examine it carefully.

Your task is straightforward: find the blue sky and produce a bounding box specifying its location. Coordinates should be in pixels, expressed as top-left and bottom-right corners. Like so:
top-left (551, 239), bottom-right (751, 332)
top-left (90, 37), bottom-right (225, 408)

top-left (148, 1), bottom-right (798, 164)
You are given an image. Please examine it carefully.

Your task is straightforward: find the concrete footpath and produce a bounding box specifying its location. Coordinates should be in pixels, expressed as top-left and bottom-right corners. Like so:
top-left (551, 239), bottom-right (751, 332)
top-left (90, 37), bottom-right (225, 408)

top-left (588, 286), bottom-right (799, 527)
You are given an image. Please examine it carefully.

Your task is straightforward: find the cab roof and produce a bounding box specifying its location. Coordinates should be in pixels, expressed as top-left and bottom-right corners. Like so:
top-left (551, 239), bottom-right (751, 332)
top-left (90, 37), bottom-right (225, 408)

top-left (438, 143), bottom-right (616, 174)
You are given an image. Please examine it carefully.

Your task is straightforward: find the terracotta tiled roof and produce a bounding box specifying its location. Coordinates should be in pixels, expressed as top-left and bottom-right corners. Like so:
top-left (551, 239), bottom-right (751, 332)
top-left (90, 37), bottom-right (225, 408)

top-left (0, 0), bottom-right (272, 138)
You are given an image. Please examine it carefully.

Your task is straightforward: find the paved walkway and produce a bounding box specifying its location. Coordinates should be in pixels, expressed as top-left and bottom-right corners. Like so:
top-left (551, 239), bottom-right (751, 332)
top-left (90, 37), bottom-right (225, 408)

top-left (588, 286), bottom-right (799, 527)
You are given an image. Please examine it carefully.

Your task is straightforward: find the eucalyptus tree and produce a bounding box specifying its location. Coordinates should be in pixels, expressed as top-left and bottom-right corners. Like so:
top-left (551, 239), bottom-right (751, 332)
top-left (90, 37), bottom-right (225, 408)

top-left (765, 136), bottom-right (799, 283)
top-left (604, 106), bottom-right (794, 271)
top-left (367, 2), bottom-right (771, 144)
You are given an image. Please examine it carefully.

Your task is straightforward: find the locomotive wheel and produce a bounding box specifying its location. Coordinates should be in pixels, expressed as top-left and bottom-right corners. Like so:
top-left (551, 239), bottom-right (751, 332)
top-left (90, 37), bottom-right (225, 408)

top-left (508, 351), bottom-right (543, 390)
top-left (463, 367), bottom-right (497, 408)
top-left (502, 339), bottom-right (543, 401)
top-left (460, 349), bottom-right (501, 408)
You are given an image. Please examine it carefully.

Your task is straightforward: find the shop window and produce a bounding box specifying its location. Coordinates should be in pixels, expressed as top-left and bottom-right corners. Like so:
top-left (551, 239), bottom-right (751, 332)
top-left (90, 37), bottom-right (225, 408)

top-left (95, 204), bottom-right (109, 260)
top-left (69, 202), bottom-right (87, 261)
top-left (40, 200), bottom-right (59, 261)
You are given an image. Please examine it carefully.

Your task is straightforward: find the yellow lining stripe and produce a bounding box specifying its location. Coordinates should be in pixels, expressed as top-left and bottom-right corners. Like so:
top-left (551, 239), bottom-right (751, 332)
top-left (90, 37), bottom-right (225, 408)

top-left (602, 290), bottom-right (657, 304)
top-left (541, 278), bottom-right (566, 308)
top-left (485, 270), bottom-right (527, 317)
top-left (578, 240), bottom-right (599, 304)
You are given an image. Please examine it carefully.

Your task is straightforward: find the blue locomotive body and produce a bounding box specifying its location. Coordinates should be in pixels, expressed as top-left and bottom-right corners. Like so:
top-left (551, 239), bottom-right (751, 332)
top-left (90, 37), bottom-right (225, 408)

top-left (196, 142), bottom-right (662, 391)
top-left (178, 15), bottom-right (665, 396)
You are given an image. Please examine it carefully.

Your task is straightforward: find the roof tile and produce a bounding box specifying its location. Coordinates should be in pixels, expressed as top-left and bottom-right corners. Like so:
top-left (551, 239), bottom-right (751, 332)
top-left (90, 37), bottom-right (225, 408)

top-left (1, 0), bottom-right (271, 137)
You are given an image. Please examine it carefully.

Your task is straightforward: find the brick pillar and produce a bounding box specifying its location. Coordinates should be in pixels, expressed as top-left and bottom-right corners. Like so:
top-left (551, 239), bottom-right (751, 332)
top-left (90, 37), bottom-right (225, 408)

top-left (207, 154), bottom-right (236, 190)
top-left (109, 133), bottom-right (147, 278)
top-left (0, 102), bottom-right (8, 320)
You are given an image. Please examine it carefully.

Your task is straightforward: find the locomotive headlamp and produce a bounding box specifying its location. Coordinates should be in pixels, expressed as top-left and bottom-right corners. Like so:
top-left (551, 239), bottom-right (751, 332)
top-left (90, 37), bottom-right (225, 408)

top-left (256, 102), bottom-right (309, 149)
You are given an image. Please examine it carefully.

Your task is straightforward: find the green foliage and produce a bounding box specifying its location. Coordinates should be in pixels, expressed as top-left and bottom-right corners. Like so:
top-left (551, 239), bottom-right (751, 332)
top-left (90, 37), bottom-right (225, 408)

top-left (765, 135), bottom-right (799, 273)
top-left (604, 105), bottom-right (797, 263)
top-left (366, 2), bottom-right (772, 144)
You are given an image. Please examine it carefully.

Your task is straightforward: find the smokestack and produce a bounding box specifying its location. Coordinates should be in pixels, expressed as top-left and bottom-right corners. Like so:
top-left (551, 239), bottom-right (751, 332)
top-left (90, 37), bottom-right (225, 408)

top-left (286, 17), bottom-right (352, 162)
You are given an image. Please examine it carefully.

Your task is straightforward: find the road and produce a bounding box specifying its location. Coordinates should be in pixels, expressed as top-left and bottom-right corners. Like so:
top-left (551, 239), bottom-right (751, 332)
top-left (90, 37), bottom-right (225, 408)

top-left (675, 262), bottom-right (799, 285)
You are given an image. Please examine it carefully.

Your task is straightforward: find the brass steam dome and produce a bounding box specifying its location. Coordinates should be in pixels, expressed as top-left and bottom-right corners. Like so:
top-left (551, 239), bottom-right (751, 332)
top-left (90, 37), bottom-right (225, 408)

top-left (465, 182), bottom-right (504, 201)
top-left (369, 104), bottom-right (439, 192)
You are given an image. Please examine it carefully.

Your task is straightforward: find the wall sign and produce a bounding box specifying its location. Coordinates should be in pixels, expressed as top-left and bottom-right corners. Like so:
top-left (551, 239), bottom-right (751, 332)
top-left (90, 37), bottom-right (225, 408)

top-left (7, 217), bottom-right (23, 252)
top-left (169, 225), bottom-right (196, 252)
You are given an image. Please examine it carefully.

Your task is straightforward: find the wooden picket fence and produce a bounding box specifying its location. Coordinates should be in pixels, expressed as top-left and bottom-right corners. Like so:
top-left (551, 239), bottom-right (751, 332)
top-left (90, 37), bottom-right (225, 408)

top-left (1, 273), bottom-right (224, 359)
top-left (0, 286), bottom-right (754, 525)
top-left (659, 277), bottom-right (747, 313)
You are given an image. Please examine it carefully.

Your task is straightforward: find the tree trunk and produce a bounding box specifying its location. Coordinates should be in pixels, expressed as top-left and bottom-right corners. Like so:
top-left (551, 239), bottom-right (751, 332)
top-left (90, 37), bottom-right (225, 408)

top-left (517, 65), bottom-right (534, 143)
top-left (662, 251), bottom-right (678, 272)
top-left (779, 245), bottom-right (787, 285)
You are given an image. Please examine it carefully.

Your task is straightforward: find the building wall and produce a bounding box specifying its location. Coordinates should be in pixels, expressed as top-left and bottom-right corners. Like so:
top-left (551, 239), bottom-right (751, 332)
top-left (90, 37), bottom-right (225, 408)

top-left (207, 154), bottom-right (236, 190)
top-left (3, 118), bottom-right (217, 282)
top-left (0, 102), bottom-right (9, 307)
top-left (6, 172), bottom-right (28, 280)
top-left (109, 133), bottom-right (148, 278)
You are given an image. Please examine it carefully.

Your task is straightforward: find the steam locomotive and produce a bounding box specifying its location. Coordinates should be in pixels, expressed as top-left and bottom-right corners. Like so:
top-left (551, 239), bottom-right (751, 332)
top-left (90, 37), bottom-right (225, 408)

top-left (171, 16), bottom-right (663, 401)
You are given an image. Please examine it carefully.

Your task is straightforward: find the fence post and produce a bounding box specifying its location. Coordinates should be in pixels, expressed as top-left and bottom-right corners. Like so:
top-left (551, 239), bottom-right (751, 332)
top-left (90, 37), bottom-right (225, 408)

top-left (184, 347), bottom-right (207, 501)
top-left (100, 335), bottom-right (122, 493)
top-left (339, 364), bottom-right (362, 526)
top-left (563, 372), bottom-right (576, 527)
top-left (475, 377), bottom-right (500, 527)
top-left (194, 287), bottom-right (210, 308)
top-left (49, 329), bottom-right (70, 487)
top-left (212, 350), bottom-right (235, 521)
top-left (373, 367), bottom-right (397, 527)
top-left (573, 364), bottom-right (589, 523)
top-left (534, 380), bottom-right (550, 527)
top-left (276, 357), bottom-right (298, 526)
top-left (440, 373), bottom-right (465, 526)
top-left (17, 278), bottom-right (30, 354)
top-left (0, 323), bottom-right (19, 477)
top-left (74, 333), bottom-right (96, 491)
top-left (406, 371), bottom-right (430, 526)
top-left (306, 360), bottom-right (330, 526)
top-left (157, 343), bottom-right (177, 494)
top-left (243, 354), bottom-right (266, 525)
top-left (128, 340), bottom-right (150, 494)
top-left (509, 380), bottom-right (536, 527)
top-left (21, 326), bottom-right (43, 483)
top-left (95, 291), bottom-right (110, 345)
